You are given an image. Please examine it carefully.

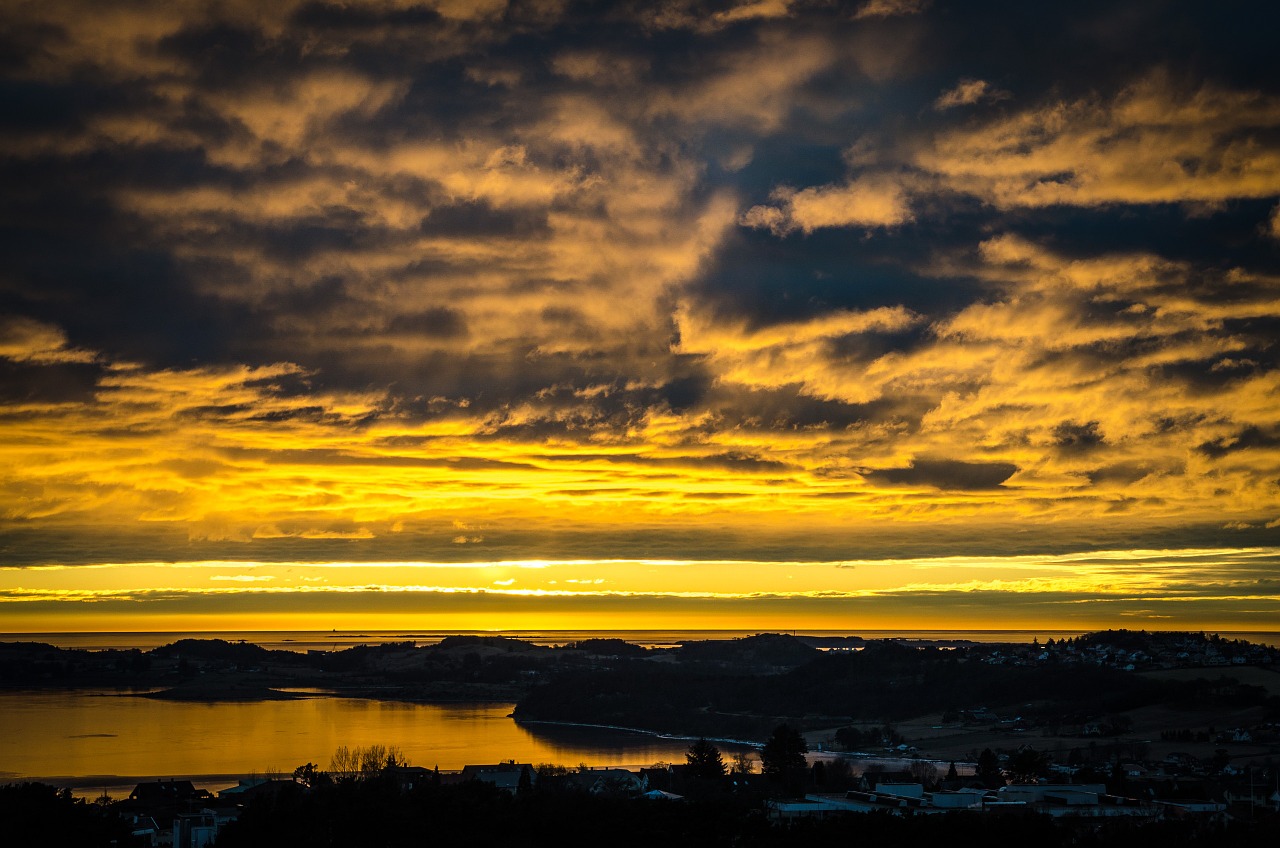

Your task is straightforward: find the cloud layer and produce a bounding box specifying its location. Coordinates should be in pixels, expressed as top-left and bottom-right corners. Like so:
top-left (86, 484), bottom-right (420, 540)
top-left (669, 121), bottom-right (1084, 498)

top-left (1, 1), bottom-right (1278, 627)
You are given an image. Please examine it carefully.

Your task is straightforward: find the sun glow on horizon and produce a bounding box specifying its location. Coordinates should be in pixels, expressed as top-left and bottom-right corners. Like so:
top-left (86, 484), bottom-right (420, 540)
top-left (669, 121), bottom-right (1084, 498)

top-left (3, 548), bottom-right (1277, 633)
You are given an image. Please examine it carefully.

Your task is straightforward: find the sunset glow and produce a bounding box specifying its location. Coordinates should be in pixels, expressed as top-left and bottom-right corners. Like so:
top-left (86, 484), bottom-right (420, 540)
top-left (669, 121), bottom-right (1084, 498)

top-left (2, 1), bottom-right (1278, 633)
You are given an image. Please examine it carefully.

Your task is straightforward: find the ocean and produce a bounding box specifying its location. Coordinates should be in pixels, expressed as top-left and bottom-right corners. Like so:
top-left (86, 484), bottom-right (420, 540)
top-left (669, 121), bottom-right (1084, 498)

top-left (12, 628), bottom-right (1279, 652)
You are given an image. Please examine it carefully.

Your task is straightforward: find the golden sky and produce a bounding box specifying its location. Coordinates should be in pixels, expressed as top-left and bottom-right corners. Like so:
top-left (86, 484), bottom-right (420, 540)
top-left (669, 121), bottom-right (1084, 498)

top-left (1, 1), bottom-right (1278, 632)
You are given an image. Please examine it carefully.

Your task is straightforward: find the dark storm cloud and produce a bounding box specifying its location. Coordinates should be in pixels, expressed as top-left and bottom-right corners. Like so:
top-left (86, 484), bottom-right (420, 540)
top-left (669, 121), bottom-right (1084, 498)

top-left (862, 459), bottom-right (1019, 490)
top-left (709, 385), bottom-right (930, 431)
top-left (386, 307), bottom-right (470, 338)
top-left (0, 360), bottom-right (103, 405)
top-left (535, 451), bottom-right (792, 473)
top-left (1052, 421), bottom-right (1105, 453)
top-left (1085, 462), bottom-right (1175, 487)
top-left (1198, 426), bottom-right (1280, 459)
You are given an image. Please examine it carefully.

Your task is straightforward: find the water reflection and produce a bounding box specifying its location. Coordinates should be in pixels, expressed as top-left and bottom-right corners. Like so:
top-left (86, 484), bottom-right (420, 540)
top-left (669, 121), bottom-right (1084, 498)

top-left (2, 690), bottom-right (755, 793)
top-left (514, 720), bottom-right (756, 766)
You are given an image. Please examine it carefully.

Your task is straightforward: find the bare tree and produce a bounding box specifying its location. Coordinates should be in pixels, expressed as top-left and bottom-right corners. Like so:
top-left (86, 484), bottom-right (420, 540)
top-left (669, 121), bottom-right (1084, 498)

top-left (328, 744), bottom-right (406, 781)
top-left (908, 760), bottom-right (939, 786)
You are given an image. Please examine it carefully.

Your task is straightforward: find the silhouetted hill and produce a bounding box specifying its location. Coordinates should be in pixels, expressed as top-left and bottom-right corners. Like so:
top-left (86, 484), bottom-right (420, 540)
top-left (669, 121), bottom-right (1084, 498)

top-left (566, 638), bottom-right (649, 657)
top-left (513, 639), bottom-right (1214, 738)
top-left (678, 633), bottom-right (818, 668)
top-left (434, 635), bottom-right (541, 652)
top-left (0, 641), bottom-right (61, 652)
top-left (150, 638), bottom-right (281, 664)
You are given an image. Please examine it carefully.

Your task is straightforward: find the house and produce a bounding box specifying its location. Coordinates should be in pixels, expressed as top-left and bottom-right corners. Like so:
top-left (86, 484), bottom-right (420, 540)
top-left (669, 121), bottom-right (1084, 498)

top-left (858, 770), bottom-right (914, 790)
top-left (997, 783), bottom-right (1107, 804)
top-left (120, 779), bottom-right (220, 846)
top-left (128, 780), bottom-right (211, 806)
top-left (217, 778), bottom-right (294, 803)
top-left (783, 786), bottom-right (941, 818)
top-left (766, 797), bottom-right (847, 821)
top-left (928, 788), bottom-right (988, 809)
top-left (122, 813), bottom-right (161, 848)
top-left (641, 789), bottom-right (684, 801)
top-left (172, 812), bottom-right (217, 848)
top-left (1158, 800), bottom-right (1228, 822)
top-left (996, 784), bottom-right (1157, 819)
top-left (458, 762), bottom-right (535, 792)
top-left (567, 767), bottom-right (642, 796)
top-left (384, 765), bottom-right (437, 792)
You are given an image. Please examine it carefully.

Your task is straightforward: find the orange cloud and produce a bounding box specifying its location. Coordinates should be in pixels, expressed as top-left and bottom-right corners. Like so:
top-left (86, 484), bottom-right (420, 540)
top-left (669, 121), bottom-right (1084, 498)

top-left (919, 73), bottom-right (1280, 207)
top-left (741, 175), bottom-right (915, 233)
top-left (934, 78), bottom-right (1009, 110)
top-left (854, 0), bottom-right (930, 19)
top-left (0, 317), bottom-right (96, 365)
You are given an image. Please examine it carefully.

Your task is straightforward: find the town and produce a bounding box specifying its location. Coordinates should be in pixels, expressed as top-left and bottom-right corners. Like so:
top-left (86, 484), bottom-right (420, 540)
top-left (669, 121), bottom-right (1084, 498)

top-left (9, 721), bottom-right (1280, 847)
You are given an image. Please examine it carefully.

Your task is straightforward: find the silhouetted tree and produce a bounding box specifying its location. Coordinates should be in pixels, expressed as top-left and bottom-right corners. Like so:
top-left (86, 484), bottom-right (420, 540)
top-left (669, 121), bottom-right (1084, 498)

top-left (328, 744), bottom-right (405, 782)
top-left (811, 760), bottom-right (827, 786)
top-left (1108, 760), bottom-right (1128, 795)
top-left (977, 748), bottom-right (1003, 786)
top-left (1008, 747), bottom-right (1051, 783)
top-left (909, 760), bottom-right (939, 786)
top-left (686, 738), bottom-right (727, 779)
top-left (761, 724), bottom-right (808, 793)
top-left (517, 765), bottom-right (533, 795)
top-left (292, 762), bottom-right (328, 788)
top-left (823, 757), bottom-right (856, 790)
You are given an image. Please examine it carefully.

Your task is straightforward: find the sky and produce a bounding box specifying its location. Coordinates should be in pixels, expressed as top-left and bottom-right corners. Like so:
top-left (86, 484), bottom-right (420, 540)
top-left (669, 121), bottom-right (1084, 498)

top-left (2, 0), bottom-right (1279, 633)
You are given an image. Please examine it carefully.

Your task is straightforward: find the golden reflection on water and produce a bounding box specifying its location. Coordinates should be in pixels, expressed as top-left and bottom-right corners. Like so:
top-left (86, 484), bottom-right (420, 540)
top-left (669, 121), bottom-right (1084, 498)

top-left (5, 690), bottom-right (746, 786)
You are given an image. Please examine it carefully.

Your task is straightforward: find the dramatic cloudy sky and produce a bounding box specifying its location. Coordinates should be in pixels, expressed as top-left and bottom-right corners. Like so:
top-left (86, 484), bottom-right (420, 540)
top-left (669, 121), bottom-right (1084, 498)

top-left (3, 0), bottom-right (1279, 631)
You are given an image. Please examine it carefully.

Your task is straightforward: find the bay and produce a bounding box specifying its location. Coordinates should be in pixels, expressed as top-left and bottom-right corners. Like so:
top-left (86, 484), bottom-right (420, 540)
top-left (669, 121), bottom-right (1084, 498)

top-left (0, 690), bottom-right (755, 798)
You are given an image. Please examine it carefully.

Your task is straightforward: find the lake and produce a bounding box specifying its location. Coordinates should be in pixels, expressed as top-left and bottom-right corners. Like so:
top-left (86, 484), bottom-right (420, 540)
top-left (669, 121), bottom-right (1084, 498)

top-left (0, 690), bottom-right (756, 798)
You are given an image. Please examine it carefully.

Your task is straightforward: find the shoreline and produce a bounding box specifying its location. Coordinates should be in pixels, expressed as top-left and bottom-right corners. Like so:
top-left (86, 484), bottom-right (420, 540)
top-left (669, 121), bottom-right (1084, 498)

top-left (512, 716), bottom-right (765, 749)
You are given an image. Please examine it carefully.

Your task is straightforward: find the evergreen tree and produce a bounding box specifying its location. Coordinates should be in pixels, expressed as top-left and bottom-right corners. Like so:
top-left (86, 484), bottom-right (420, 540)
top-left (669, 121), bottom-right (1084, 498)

top-left (977, 748), bottom-right (1003, 786)
top-left (685, 738), bottom-right (727, 779)
top-left (760, 724), bottom-right (808, 792)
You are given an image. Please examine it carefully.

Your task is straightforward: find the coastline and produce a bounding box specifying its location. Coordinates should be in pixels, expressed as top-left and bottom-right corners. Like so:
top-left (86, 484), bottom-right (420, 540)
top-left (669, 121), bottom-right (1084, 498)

top-left (132, 685), bottom-right (308, 703)
top-left (512, 716), bottom-right (765, 749)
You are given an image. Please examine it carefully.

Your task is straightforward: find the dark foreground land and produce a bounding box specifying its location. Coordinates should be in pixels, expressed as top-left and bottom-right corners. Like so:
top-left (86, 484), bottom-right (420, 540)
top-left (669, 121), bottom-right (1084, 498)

top-left (6, 774), bottom-right (1280, 848)
top-left (211, 779), bottom-right (1280, 848)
